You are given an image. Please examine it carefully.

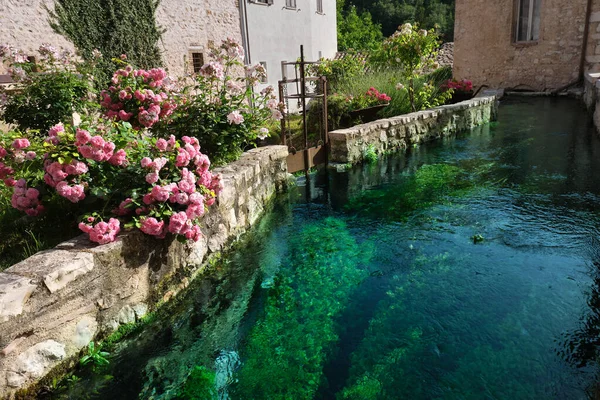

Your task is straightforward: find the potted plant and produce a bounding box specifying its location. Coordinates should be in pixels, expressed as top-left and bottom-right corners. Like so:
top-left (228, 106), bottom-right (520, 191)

top-left (348, 87), bottom-right (391, 123)
top-left (444, 79), bottom-right (474, 104)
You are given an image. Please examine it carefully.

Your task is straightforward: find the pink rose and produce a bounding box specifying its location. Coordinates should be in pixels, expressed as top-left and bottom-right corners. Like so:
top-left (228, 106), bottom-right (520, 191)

top-left (12, 138), bottom-right (30, 150)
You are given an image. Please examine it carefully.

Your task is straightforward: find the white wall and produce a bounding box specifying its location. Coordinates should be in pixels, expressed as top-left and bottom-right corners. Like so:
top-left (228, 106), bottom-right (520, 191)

top-left (243, 0), bottom-right (337, 104)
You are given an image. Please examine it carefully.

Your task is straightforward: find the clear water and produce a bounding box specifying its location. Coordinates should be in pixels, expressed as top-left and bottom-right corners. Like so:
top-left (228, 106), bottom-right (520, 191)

top-left (56, 98), bottom-right (600, 399)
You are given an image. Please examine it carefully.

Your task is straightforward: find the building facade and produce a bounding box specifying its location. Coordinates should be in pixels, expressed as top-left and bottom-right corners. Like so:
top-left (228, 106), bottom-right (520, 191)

top-left (239, 0), bottom-right (337, 96)
top-left (454, 0), bottom-right (600, 91)
top-left (0, 0), bottom-right (242, 77)
top-left (0, 0), bottom-right (336, 85)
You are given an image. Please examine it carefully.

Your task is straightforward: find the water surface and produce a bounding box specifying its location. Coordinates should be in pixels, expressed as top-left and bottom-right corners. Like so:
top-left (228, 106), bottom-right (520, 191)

top-left (57, 98), bottom-right (600, 399)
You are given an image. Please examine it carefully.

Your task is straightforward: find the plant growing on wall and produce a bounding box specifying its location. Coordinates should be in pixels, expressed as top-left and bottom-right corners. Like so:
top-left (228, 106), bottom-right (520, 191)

top-left (48, 0), bottom-right (164, 86)
top-left (372, 23), bottom-right (445, 112)
top-left (0, 44), bottom-right (94, 133)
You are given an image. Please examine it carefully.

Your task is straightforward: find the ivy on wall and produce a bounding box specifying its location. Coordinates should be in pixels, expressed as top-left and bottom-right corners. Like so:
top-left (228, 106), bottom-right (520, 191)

top-left (47, 0), bottom-right (164, 83)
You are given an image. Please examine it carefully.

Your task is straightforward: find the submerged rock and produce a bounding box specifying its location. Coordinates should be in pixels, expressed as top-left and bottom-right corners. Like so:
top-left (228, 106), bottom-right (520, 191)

top-left (215, 350), bottom-right (241, 400)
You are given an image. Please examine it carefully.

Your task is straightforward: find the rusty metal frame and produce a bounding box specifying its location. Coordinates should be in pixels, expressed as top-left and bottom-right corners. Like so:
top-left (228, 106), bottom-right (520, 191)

top-left (278, 45), bottom-right (328, 174)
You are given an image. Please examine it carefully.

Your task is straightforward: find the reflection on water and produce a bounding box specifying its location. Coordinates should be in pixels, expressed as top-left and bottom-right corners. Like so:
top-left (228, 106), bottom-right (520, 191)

top-left (57, 97), bottom-right (600, 399)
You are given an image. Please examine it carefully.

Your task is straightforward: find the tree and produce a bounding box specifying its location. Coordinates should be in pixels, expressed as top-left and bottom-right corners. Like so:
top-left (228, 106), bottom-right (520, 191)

top-left (342, 0), bottom-right (456, 42)
top-left (337, 5), bottom-right (384, 52)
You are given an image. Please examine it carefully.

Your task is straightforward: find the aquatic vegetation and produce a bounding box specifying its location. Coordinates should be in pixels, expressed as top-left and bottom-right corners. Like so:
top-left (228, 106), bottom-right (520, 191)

top-left (470, 234), bottom-right (484, 244)
top-left (232, 217), bottom-right (371, 399)
top-left (346, 163), bottom-right (471, 219)
top-left (176, 366), bottom-right (216, 400)
top-left (339, 245), bottom-right (576, 399)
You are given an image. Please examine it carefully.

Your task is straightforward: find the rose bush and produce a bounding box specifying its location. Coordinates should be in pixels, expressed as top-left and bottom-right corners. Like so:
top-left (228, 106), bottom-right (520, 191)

top-left (157, 38), bottom-right (285, 165)
top-left (0, 118), bottom-right (222, 245)
top-left (99, 62), bottom-right (178, 130)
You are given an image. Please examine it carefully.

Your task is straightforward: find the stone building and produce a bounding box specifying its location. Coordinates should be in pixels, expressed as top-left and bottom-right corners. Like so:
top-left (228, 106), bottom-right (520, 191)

top-left (0, 0), bottom-right (336, 84)
top-left (454, 0), bottom-right (600, 91)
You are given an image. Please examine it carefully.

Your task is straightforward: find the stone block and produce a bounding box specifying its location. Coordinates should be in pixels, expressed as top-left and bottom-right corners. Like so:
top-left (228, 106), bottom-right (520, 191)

top-left (6, 250), bottom-right (94, 294)
top-left (7, 340), bottom-right (66, 388)
top-left (0, 273), bottom-right (37, 322)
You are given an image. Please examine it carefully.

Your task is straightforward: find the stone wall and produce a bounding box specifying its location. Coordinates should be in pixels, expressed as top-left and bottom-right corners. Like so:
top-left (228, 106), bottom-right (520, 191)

top-left (328, 96), bottom-right (498, 165)
top-left (454, 0), bottom-right (587, 91)
top-left (585, 4), bottom-right (600, 74)
top-left (0, 145), bottom-right (290, 398)
top-left (0, 0), bottom-right (242, 77)
top-left (583, 72), bottom-right (600, 134)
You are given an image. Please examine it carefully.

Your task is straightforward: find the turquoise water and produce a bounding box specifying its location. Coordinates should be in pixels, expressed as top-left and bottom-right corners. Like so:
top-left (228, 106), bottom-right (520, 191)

top-left (55, 98), bottom-right (600, 399)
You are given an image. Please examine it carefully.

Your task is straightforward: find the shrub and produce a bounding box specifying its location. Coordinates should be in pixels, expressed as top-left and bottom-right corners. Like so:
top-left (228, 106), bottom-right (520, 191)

top-left (0, 117), bottom-right (222, 245)
top-left (99, 62), bottom-right (178, 130)
top-left (309, 55), bottom-right (366, 93)
top-left (0, 44), bottom-right (94, 133)
top-left (156, 39), bottom-right (284, 165)
top-left (372, 23), bottom-right (449, 112)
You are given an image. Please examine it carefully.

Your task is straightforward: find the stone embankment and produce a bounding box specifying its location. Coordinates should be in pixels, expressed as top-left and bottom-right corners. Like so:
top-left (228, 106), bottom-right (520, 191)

top-left (0, 145), bottom-right (290, 398)
top-left (328, 96), bottom-right (498, 165)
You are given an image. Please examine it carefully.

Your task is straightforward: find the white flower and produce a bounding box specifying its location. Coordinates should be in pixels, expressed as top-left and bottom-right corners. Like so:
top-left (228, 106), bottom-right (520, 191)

top-left (258, 127), bottom-right (269, 140)
top-left (72, 112), bottom-right (82, 127)
top-left (396, 83), bottom-right (405, 90)
top-left (227, 110), bottom-right (245, 125)
top-left (419, 29), bottom-right (428, 37)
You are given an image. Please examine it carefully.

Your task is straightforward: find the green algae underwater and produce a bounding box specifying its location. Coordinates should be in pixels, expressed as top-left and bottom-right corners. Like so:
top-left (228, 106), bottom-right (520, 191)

top-left (52, 97), bottom-right (600, 399)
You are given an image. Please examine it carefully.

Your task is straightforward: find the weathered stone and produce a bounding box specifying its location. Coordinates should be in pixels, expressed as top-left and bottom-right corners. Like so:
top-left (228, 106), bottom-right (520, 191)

top-left (73, 316), bottom-right (98, 348)
top-left (0, 273), bottom-right (37, 322)
top-left (116, 305), bottom-right (136, 325)
top-left (7, 250), bottom-right (94, 294)
top-left (132, 303), bottom-right (149, 320)
top-left (8, 340), bottom-right (66, 387)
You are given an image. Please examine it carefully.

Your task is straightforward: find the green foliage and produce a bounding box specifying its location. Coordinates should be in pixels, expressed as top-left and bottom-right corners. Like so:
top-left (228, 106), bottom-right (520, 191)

top-left (372, 23), bottom-right (447, 112)
top-left (310, 56), bottom-right (366, 93)
top-left (102, 311), bottom-right (156, 350)
top-left (48, 0), bottom-right (164, 85)
top-left (316, 67), bottom-right (452, 130)
top-left (80, 342), bottom-right (110, 369)
top-left (363, 144), bottom-right (378, 164)
top-left (338, 5), bottom-right (384, 52)
top-left (233, 218), bottom-right (371, 399)
top-left (341, 0), bottom-right (455, 41)
top-left (157, 41), bottom-right (280, 165)
top-left (176, 366), bottom-right (216, 400)
top-left (1, 72), bottom-right (91, 132)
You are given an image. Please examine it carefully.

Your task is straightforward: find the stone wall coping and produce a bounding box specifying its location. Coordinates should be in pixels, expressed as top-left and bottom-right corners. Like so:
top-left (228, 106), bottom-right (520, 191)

top-left (328, 96), bottom-right (498, 164)
top-left (329, 96), bottom-right (496, 139)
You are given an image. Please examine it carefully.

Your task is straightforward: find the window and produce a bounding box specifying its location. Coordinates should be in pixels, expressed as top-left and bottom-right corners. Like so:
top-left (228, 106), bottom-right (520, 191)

top-left (515, 0), bottom-right (541, 42)
top-left (259, 61), bottom-right (268, 83)
top-left (191, 52), bottom-right (204, 74)
top-left (285, 0), bottom-right (296, 8)
top-left (317, 0), bottom-right (323, 14)
top-left (252, 0), bottom-right (273, 4)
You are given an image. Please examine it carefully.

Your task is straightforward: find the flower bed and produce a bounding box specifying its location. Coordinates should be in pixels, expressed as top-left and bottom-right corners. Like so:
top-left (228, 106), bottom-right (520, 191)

top-left (0, 39), bottom-right (285, 262)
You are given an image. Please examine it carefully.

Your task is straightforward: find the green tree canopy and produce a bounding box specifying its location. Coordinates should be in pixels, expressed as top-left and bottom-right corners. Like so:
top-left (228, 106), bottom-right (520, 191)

top-left (341, 0), bottom-right (455, 41)
top-left (337, 3), bottom-right (384, 52)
